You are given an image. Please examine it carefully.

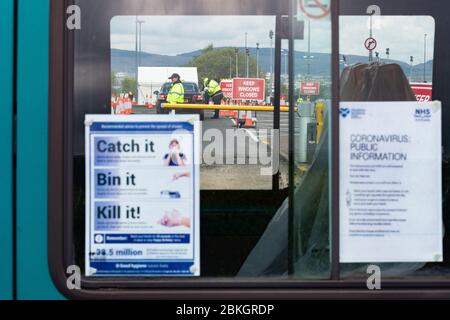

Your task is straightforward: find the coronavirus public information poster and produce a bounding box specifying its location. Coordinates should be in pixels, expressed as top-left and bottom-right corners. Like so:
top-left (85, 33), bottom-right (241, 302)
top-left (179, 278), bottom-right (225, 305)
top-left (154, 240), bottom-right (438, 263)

top-left (339, 102), bottom-right (443, 263)
top-left (85, 115), bottom-right (200, 276)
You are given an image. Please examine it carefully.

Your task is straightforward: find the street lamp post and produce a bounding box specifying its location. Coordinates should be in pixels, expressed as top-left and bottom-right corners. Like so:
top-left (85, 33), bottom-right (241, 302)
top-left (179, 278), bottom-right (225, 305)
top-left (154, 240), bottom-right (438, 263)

top-left (368, 14), bottom-right (373, 62)
top-left (303, 21), bottom-right (314, 80)
top-left (307, 20), bottom-right (311, 77)
top-left (269, 30), bottom-right (274, 98)
top-left (137, 20), bottom-right (145, 66)
top-left (235, 48), bottom-right (239, 77)
top-left (410, 56), bottom-right (414, 82)
top-left (246, 48), bottom-right (250, 78)
top-left (283, 50), bottom-right (288, 79)
top-left (256, 43), bottom-right (260, 78)
top-left (133, 18), bottom-right (145, 102)
top-left (424, 33), bottom-right (428, 83)
top-left (245, 32), bottom-right (249, 78)
top-left (386, 48), bottom-right (390, 63)
top-left (135, 16), bottom-right (138, 90)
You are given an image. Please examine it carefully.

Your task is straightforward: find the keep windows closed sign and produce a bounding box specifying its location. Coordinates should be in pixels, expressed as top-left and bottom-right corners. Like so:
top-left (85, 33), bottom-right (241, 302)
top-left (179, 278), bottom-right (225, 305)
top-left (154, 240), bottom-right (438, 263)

top-left (232, 78), bottom-right (265, 101)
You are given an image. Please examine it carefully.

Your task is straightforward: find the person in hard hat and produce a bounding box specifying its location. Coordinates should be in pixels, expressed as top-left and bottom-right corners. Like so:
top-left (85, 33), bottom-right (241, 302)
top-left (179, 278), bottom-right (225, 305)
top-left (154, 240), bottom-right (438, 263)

top-left (203, 78), bottom-right (224, 119)
top-left (167, 73), bottom-right (185, 105)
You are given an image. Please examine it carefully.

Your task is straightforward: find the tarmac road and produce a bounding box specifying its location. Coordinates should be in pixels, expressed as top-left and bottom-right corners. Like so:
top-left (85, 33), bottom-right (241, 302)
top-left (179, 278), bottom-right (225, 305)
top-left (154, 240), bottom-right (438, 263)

top-left (132, 106), bottom-right (290, 190)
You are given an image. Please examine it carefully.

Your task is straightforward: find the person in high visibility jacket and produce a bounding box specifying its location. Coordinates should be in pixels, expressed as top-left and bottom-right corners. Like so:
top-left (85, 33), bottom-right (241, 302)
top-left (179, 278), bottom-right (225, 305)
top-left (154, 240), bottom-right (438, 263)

top-left (297, 96), bottom-right (304, 105)
top-left (167, 73), bottom-right (185, 104)
top-left (203, 78), bottom-right (224, 119)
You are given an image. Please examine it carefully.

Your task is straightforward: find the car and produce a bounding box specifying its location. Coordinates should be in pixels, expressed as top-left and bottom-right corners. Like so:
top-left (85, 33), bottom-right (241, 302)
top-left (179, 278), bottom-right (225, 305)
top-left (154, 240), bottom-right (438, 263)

top-left (155, 81), bottom-right (205, 121)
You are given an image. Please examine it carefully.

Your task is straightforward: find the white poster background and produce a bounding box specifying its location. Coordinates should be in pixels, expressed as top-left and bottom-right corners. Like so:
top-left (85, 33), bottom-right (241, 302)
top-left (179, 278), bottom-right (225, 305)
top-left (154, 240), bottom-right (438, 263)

top-left (339, 102), bottom-right (442, 263)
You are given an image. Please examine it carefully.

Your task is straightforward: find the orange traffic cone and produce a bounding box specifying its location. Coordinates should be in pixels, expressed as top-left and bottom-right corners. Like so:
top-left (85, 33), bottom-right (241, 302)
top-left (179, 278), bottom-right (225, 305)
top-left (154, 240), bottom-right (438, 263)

top-left (111, 95), bottom-right (117, 114)
top-left (116, 98), bottom-right (122, 114)
top-left (243, 111), bottom-right (256, 128)
top-left (147, 95), bottom-right (153, 109)
top-left (128, 98), bottom-right (133, 114)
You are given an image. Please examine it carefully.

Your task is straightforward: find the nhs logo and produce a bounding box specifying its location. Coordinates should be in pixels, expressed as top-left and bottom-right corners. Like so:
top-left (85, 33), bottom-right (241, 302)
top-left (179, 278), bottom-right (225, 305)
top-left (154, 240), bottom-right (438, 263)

top-left (415, 108), bottom-right (432, 122)
top-left (340, 107), bottom-right (366, 119)
top-left (339, 108), bottom-right (350, 118)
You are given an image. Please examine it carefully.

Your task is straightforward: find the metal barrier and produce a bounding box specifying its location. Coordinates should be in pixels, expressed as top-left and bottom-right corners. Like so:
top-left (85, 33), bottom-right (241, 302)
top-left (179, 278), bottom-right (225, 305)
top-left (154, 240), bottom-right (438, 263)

top-left (162, 103), bottom-right (295, 113)
top-left (295, 102), bottom-right (316, 164)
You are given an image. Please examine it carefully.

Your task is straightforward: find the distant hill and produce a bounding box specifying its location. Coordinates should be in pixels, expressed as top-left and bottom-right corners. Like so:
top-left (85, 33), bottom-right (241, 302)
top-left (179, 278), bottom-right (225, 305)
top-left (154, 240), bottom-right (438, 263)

top-left (112, 47), bottom-right (433, 82)
top-left (111, 48), bottom-right (201, 73)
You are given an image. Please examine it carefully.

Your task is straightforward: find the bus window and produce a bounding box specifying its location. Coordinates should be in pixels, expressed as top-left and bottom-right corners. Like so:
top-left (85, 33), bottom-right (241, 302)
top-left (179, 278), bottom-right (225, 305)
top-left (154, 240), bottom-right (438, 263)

top-left (109, 15), bottom-right (282, 191)
top-left (57, 0), bottom-right (306, 287)
top-left (340, 15), bottom-right (434, 102)
top-left (47, 0), bottom-right (450, 299)
top-left (339, 14), bottom-right (449, 280)
top-left (290, 8), bottom-right (332, 279)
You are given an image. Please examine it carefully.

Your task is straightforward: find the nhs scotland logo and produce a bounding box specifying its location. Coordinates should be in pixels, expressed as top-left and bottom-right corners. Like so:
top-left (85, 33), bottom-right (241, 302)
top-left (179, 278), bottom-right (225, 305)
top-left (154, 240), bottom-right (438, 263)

top-left (340, 108), bottom-right (351, 118)
top-left (340, 107), bottom-right (366, 119)
top-left (415, 108), bottom-right (432, 122)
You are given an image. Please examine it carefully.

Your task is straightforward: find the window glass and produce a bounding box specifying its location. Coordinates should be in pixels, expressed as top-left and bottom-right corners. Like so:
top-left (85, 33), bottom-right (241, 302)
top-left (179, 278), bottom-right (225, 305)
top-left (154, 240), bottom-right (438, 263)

top-left (338, 15), bottom-right (448, 279)
top-left (110, 15), bottom-right (280, 191)
top-left (47, 0), bottom-right (450, 294)
top-left (70, 1), bottom-right (299, 281)
top-left (291, 1), bottom-right (332, 279)
top-left (65, 0), bottom-right (337, 283)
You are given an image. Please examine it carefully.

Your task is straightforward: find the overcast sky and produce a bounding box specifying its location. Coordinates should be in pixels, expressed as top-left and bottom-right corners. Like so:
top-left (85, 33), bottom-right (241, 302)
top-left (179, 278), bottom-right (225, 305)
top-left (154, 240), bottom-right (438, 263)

top-left (340, 16), bottom-right (435, 63)
top-left (111, 15), bottom-right (435, 64)
top-left (111, 16), bottom-right (277, 55)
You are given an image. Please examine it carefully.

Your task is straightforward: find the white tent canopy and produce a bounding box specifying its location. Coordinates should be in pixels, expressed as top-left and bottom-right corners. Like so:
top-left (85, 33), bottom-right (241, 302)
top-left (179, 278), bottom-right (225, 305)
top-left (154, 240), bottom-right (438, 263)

top-left (137, 67), bottom-right (199, 105)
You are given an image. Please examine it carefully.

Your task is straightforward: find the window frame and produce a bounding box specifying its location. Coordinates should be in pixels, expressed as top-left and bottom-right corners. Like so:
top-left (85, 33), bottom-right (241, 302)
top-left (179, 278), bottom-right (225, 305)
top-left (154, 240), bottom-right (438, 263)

top-left (48, 0), bottom-right (450, 299)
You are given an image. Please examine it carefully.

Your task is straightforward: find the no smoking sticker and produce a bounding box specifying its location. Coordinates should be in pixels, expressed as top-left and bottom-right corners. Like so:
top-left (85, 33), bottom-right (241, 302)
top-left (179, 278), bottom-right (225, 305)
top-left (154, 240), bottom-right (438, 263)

top-left (298, 0), bottom-right (331, 20)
